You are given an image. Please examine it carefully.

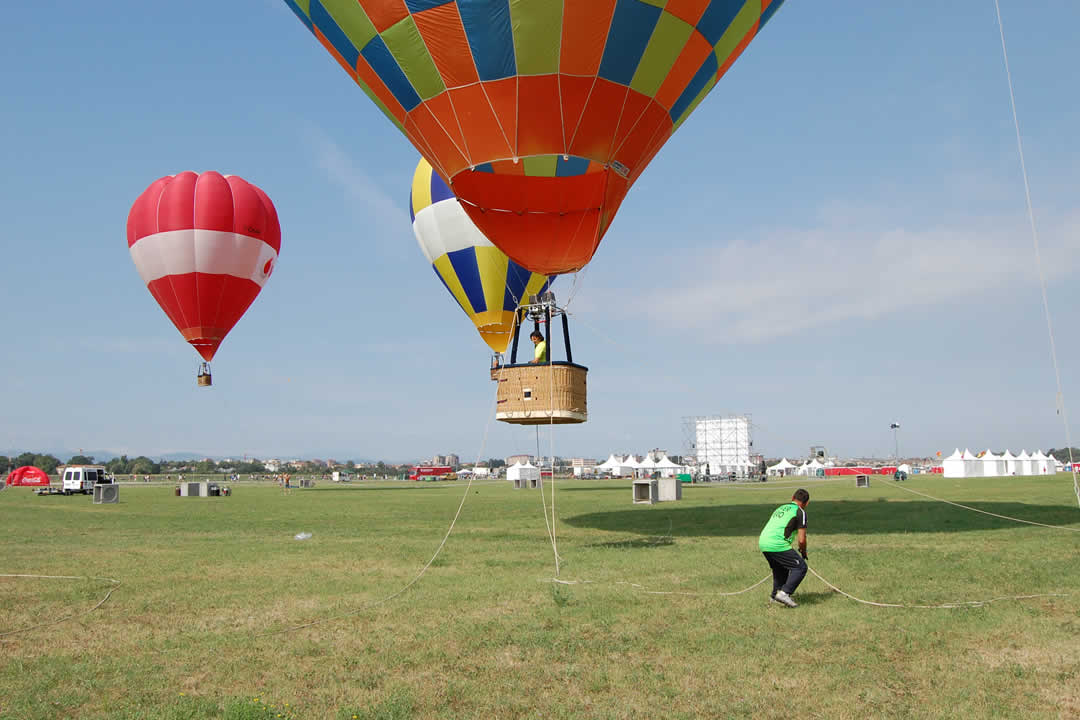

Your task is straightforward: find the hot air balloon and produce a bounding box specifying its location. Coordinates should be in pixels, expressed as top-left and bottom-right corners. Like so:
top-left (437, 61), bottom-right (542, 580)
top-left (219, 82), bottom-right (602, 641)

top-left (410, 157), bottom-right (552, 356)
top-left (282, 0), bottom-right (785, 275)
top-left (127, 171), bottom-right (281, 386)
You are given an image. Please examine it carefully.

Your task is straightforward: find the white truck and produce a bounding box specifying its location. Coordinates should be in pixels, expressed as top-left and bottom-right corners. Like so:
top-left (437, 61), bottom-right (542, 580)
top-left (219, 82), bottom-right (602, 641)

top-left (59, 465), bottom-right (111, 495)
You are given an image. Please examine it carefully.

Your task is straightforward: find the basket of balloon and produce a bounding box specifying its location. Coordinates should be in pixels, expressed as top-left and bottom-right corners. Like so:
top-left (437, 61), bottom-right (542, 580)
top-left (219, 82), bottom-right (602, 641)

top-left (494, 362), bottom-right (587, 425)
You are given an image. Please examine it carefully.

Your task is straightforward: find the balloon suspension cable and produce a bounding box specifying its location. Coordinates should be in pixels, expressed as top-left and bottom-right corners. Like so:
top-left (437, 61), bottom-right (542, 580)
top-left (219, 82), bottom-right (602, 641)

top-left (994, 0), bottom-right (1078, 508)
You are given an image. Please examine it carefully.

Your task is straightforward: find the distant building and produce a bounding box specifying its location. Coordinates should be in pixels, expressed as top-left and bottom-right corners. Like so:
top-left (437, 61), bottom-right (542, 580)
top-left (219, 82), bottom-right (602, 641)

top-left (431, 454), bottom-right (460, 467)
top-left (571, 458), bottom-right (598, 477)
top-left (506, 454), bottom-right (532, 466)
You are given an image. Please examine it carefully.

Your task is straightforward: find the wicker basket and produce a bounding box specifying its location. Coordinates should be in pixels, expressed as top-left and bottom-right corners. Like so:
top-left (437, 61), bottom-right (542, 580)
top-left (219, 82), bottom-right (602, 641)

top-left (196, 373), bottom-right (212, 387)
top-left (492, 363), bottom-right (587, 425)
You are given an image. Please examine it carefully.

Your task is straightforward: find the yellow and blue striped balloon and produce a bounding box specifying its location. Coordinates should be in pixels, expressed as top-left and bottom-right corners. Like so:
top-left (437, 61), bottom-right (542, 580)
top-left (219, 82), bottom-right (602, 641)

top-left (410, 158), bottom-right (553, 354)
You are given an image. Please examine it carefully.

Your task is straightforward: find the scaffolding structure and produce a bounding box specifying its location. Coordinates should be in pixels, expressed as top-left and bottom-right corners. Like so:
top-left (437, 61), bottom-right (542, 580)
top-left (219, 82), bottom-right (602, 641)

top-left (682, 415), bottom-right (753, 479)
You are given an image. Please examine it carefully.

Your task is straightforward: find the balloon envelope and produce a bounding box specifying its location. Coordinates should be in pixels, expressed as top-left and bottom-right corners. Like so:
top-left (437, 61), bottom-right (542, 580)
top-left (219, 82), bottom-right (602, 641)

top-left (411, 158), bottom-right (552, 354)
top-left (283, 0), bottom-right (785, 274)
top-left (127, 171), bottom-right (281, 362)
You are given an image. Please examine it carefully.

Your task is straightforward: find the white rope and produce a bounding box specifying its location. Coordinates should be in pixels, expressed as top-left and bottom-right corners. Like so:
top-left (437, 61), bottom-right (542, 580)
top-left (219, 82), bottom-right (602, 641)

top-left (884, 481), bottom-right (1080, 532)
top-left (808, 566), bottom-right (1067, 609)
top-left (259, 390), bottom-right (500, 637)
top-left (547, 360), bottom-right (560, 577)
top-left (0, 574), bottom-right (121, 639)
top-left (549, 574), bottom-right (771, 597)
top-left (535, 425), bottom-right (555, 549)
top-left (993, 0), bottom-right (1079, 509)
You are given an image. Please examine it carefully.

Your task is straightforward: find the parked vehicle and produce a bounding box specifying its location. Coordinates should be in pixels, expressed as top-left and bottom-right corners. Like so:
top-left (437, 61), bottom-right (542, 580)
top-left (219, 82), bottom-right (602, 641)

top-left (59, 465), bottom-right (110, 495)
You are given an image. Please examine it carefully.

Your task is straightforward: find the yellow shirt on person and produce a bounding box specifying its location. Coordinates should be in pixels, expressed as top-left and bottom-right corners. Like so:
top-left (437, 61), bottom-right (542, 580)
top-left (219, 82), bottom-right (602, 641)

top-left (533, 340), bottom-right (547, 363)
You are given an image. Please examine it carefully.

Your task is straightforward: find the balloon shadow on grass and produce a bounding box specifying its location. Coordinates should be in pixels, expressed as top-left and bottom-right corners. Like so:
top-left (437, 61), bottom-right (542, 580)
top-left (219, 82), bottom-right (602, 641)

top-left (562, 500), bottom-right (1080, 537)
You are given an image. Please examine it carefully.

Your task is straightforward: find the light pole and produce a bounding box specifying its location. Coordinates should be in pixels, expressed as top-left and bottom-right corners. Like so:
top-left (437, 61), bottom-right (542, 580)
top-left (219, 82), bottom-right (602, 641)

top-left (890, 422), bottom-right (901, 460)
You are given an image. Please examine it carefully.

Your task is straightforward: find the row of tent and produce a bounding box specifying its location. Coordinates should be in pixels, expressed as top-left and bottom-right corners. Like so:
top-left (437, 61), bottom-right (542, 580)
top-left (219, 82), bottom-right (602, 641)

top-left (942, 449), bottom-right (1060, 478)
top-left (767, 459), bottom-right (829, 477)
top-left (594, 454), bottom-right (689, 478)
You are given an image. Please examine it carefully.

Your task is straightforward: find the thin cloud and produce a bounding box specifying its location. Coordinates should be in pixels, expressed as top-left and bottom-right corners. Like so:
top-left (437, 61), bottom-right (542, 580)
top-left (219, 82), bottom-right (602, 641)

top-left (614, 209), bottom-right (1079, 344)
top-left (303, 125), bottom-right (410, 233)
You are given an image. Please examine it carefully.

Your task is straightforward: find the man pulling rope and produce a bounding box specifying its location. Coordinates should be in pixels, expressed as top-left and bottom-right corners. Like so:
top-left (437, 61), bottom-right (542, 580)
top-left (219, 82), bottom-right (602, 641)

top-left (758, 488), bottom-right (810, 608)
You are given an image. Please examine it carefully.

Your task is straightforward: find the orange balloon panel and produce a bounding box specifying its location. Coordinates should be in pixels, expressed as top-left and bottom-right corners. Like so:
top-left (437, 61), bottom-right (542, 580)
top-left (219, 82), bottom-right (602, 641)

top-left (283, 0), bottom-right (786, 274)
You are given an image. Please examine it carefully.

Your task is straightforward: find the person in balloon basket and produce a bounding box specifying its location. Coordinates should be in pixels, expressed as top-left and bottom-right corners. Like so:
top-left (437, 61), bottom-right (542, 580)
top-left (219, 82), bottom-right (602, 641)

top-left (759, 488), bottom-right (810, 608)
top-left (529, 330), bottom-right (548, 364)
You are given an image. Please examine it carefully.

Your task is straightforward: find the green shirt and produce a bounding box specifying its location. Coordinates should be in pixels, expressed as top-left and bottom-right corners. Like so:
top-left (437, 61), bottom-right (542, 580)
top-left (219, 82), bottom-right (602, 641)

top-left (534, 340), bottom-right (547, 363)
top-left (758, 502), bottom-right (807, 552)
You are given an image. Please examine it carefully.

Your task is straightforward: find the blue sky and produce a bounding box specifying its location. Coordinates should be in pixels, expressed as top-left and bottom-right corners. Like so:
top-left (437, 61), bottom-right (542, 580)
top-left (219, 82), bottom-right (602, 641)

top-left (2, 1), bottom-right (1077, 463)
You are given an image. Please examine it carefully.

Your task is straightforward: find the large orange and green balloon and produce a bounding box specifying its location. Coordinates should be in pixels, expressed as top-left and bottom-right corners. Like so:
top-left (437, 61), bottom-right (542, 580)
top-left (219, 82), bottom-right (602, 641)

top-left (282, 0), bottom-right (785, 275)
top-left (410, 157), bottom-right (552, 354)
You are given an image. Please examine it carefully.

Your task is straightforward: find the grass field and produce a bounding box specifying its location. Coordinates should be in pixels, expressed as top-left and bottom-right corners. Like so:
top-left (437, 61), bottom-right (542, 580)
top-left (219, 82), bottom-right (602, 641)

top-left (1, 473), bottom-right (1078, 719)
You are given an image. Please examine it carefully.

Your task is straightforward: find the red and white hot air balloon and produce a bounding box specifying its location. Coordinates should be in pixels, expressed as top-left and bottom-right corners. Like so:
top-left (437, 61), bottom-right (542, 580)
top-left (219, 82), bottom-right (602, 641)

top-left (127, 171), bottom-right (280, 385)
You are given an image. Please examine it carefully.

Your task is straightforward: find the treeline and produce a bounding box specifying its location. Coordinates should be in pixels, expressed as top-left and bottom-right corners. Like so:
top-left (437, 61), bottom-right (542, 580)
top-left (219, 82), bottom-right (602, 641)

top-left (1047, 448), bottom-right (1080, 464)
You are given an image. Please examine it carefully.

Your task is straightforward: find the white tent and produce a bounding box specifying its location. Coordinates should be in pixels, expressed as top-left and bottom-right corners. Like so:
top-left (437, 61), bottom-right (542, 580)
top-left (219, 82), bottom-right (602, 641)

top-left (653, 455), bottom-right (684, 478)
top-left (806, 459), bottom-right (825, 477)
top-left (1001, 450), bottom-right (1018, 476)
top-left (596, 454), bottom-right (623, 475)
top-left (962, 449), bottom-right (980, 477)
top-left (637, 455), bottom-right (658, 472)
top-left (942, 449), bottom-right (965, 478)
top-left (981, 449), bottom-right (1003, 478)
top-left (619, 455), bottom-right (642, 475)
top-left (1031, 450), bottom-right (1051, 476)
top-left (897, 463), bottom-right (911, 475)
top-left (506, 461), bottom-right (540, 482)
top-left (767, 458), bottom-right (797, 477)
top-left (1016, 450), bottom-right (1032, 476)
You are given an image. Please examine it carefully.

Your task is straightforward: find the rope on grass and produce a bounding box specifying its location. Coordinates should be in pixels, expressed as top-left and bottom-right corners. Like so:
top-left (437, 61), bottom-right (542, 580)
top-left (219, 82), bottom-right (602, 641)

top-left (883, 481), bottom-right (1080, 533)
top-left (548, 574), bottom-right (771, 597)
top-left (0, 574), bottom-right (121, 639)
top-left (807, 566), bottom-right (1067, 609)
top-left (257, 391), bottom-right (500, 638)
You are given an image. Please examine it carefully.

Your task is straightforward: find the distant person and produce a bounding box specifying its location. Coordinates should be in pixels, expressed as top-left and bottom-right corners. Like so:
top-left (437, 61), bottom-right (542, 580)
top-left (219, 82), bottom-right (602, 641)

top-left (759, 488), bottom-right (810, 608)
top-left (529, 330), bottom-right (547, 364)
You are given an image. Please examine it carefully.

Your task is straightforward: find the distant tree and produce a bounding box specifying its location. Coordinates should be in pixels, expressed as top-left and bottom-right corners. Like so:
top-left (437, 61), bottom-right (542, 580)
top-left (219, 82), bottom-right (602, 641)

top-left (130, 456), bottom-right (160, 475)
top-left (194, 459), bottom-right (218, 473)
top-left (67, 454), bottom-right (96, 465)
top-left (0, 456), bottom-right (10, 471)
top-left (376, 461), bottom-right (386, 470)
top-left (1048, 448), bottom-right (1080, 464)
top-left (345, 460), bottom-right (355, 469)
top-left (486, 458), bottom-right (506, 469)
top-left (106, 456), bottom-right (131, 474)
top-left (32, 454), bottom-right (61, 474)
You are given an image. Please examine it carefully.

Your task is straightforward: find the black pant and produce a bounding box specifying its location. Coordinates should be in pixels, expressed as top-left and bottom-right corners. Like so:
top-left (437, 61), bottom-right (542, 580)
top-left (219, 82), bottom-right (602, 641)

top-left (763, 550), bottom-right (807, 596)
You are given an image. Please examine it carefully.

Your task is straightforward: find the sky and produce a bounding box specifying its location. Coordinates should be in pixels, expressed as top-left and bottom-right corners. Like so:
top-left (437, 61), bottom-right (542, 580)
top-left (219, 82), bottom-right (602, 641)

top-left (2, 1), bottom-right (1078, 464)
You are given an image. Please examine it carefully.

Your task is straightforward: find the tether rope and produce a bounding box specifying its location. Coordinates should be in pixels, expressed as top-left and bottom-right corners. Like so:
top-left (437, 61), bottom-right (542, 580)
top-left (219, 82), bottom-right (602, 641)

top-left (0, 574), bottom-right (121, 639)
top-left (256, 390), bottom-right (500, 638)
top-left (993, 0), bottom-right (1079, 509)
top-left (549, 574), bottom-right (771, 597)
top-left (807, 566), bottom-right (1067, 609)
top-left (883, 480), bottom-right (1080, 532)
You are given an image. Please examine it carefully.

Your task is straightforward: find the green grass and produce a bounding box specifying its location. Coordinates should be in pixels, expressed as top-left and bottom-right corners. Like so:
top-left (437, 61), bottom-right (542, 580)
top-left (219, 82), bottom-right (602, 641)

top-left (1, 474), bottom-right (1078, 719)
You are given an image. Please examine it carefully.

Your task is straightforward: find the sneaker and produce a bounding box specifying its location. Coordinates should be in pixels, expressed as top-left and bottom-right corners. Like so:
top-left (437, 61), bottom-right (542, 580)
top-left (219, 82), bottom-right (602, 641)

top-left (774, 590), bottom-right (798, 608)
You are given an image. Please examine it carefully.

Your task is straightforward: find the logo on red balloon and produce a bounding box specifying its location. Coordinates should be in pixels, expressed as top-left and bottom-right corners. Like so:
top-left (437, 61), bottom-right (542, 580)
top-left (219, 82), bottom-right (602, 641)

top-left (263, 258), bottom-right (274, 277)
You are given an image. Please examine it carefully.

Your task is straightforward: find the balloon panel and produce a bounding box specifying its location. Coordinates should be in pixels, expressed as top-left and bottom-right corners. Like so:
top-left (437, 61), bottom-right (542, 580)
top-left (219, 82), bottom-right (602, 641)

top-left (410, 158), bottom-right (552, 354)
top-left (127, 171), bottom-right (280, 362)
top-left (285, 0), bottom-right (785, 274)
